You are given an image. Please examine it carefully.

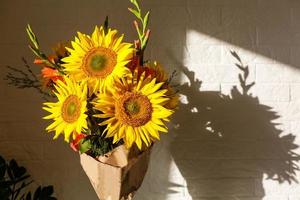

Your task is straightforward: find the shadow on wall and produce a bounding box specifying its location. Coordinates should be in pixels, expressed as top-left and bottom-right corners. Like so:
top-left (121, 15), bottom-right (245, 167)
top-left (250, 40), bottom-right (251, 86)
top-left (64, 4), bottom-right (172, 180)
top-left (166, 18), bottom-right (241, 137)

top-left (167, 52), bottom-right (300, 199)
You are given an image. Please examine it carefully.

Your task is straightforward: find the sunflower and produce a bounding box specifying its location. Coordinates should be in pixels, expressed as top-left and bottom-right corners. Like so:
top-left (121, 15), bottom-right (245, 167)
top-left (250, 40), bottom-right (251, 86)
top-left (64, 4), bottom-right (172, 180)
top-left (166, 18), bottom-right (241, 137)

top-left (61, 26), bottom-right (134, 93)
top-left (43, 77), bottom-right (88, 142)
top-left (129, 61), bottom-right (179, 109)
top-left (93, 73), bottom-right (174, 150)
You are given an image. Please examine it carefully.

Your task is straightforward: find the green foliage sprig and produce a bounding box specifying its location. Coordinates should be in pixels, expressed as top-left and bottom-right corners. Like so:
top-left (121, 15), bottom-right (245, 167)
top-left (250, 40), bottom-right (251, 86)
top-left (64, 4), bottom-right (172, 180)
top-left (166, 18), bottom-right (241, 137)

top-left (128, 0), bottom-right (150, 53)
top-left (26, 25), bottom-right (62, 71)
top-left (0, 156), bottom-right (56, 200)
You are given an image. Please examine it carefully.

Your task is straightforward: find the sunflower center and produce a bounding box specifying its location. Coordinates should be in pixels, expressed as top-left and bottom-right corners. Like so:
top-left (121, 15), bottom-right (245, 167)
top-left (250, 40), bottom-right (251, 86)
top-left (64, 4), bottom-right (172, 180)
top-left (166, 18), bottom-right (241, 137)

top-left (67, 102), bottom-right (77, 116)
top-left (61, 95), bottom-right (81, 123)
top-left (90, 55), bottom-right (107, 71)
top-left (116, 92), bottom-right (152, 127)
top-left (125, 100), bottom-right (140, 115)
top-left (82, 47), bottom-right (117, 78)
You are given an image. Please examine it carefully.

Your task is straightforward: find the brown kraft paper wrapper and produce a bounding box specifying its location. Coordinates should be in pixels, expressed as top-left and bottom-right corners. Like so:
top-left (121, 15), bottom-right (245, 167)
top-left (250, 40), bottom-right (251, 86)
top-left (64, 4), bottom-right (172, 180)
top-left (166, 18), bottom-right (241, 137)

top-left (80, 145), bottom-right (151, 200)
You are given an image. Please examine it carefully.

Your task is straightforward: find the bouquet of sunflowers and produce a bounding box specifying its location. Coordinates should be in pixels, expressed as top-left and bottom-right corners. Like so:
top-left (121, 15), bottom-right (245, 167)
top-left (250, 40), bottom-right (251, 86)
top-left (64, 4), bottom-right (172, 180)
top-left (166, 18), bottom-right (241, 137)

top-left (6, 0), bottom-right (178, 199)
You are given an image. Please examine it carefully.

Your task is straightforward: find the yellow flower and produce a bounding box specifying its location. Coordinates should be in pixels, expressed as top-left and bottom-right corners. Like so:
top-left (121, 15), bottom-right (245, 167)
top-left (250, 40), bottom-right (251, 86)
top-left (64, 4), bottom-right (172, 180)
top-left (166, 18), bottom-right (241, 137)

top-left (131, 61), bottom-right (179, 110)
top-left (94, 73), bottom-right (174, 150)
top-left (146, 62), bottom-right (179, 109)
top-left (62, 26), bottom-right (134, 93)
top-left (43, 77), bottom-right (88, 142)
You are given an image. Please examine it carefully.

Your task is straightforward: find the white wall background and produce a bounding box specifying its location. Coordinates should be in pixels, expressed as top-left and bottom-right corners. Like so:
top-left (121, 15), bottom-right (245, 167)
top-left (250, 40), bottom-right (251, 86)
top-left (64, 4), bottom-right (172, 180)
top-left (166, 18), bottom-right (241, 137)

top-left (1, 0), bottom-right (300, 199)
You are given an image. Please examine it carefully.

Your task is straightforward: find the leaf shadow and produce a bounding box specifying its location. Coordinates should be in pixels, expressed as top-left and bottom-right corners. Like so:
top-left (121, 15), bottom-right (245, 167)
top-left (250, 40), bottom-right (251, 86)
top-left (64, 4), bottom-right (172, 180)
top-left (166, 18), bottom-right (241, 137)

top-left (168, 52), bottom-right (300, 199)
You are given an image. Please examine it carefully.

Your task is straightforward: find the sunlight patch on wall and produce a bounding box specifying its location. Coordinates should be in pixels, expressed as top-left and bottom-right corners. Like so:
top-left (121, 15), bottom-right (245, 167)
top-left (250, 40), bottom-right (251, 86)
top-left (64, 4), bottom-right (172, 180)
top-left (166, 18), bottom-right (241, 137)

top-left (183, 30), bottom-right (300, 103)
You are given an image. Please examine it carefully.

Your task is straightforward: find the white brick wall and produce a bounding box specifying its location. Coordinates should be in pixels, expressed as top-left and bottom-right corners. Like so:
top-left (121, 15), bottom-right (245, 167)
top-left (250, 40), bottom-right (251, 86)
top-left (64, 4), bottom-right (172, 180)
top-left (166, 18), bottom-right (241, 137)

top-left (1, 0), bottom-right (300, 199)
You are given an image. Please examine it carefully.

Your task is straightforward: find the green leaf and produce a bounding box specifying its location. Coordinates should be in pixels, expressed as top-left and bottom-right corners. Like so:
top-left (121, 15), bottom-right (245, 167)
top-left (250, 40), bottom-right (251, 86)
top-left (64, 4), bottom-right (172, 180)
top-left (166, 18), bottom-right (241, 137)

top-left (0, 180), bottom-right (14, 188)
top-left (26, 24), bottom-right (39, 49)
top-left (25, 192), bottom-right (31, 200)
top-left (33, 186), bottom-right (41, 200)
top-left (7, 165), bottom-right (14, 180)
top-left (28, 46), bottom-right (42, 59)
top-left (128, 8), bottom-right (141, 20)
top-left (130, 0), bottom-right (140, 11)
top-left (0, 156), bottom-right (6, 180)
top-left (143, 11), bottom-right (150, 32)
top-left (0, 186), bottom-right (11, 200)
top-left (79, 139), bottom-right (92, 154)
top-left (40, 185), bottom-right (54, 199)
top-left (85, 129), bottom-right (91, 135)
top-left (103, 16), bottom-right (109, 34)
top-left (141, 35), bottom-right (150, 50)
top-left (9, 159), bottom-right (26, 179)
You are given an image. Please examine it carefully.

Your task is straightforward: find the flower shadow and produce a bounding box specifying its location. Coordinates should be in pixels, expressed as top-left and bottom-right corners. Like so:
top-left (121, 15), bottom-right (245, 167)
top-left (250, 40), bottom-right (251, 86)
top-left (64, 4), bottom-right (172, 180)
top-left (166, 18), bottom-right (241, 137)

top-left (169, 52), bottom-right (300, 199)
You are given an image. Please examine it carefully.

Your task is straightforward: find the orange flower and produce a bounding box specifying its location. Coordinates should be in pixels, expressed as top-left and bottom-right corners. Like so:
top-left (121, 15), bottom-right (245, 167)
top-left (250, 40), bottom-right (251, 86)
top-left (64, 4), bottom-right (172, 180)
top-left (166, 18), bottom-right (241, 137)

top-left (70, 133), bottom-right (86, 152)
top-left (41, 67), bottom-right (63, 82)
top-left (33, 58), bottom-right (44, 65)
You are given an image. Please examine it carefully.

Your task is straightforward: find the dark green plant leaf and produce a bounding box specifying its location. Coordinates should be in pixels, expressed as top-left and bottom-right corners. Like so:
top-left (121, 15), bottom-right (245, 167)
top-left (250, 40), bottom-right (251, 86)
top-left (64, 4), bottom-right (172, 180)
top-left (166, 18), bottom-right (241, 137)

top-left (0, 157), bottom-right (56, 200)
top-left (13, 178), bottom-right (33, 200)
top-left (9, 159), bottom-right (26, 179)
top-left (40, 185), bottom-right (54, 197)
top-left (33, 186), bottom-right (41, 200)
top-left (7, 166), bottom-right (14, 181)
top-left (25, 192), bottom-right (32, 200)
top-left (0, 156), bottom-right (6, 180)
top-left (0, 180), bottom-right (14, 188)
top-left (14, 175), bottom-right (31, 185)
top-left (103, 16), bottom-right (109, 34)
top-left (0, 187), bottom-right (11, 200)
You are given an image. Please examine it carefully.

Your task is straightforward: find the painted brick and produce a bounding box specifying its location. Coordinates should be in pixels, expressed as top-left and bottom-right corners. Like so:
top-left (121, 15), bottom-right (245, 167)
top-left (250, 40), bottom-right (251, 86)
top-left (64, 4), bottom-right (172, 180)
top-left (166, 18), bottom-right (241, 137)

top-left (184, 44), bottom-right (223, 65)
top-left (186, 178), bottom-right (255, 197)
top-left (256, 63), bottom-right (286, 83)
top-left (1, 0), bottom-right (300, 200)
top-left (254, 84), bottom-right (290, 103)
